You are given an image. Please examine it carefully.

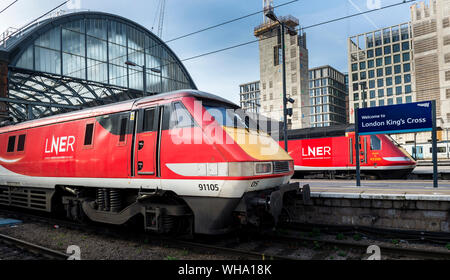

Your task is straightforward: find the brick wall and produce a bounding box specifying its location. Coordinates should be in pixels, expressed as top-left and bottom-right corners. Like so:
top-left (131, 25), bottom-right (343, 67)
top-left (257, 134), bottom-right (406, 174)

top-left (290, 197), bottom-right (450, 233)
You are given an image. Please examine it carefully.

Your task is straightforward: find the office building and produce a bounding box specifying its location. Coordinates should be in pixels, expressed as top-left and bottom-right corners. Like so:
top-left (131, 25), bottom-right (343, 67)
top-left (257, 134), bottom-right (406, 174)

top-left (308, 65), bottom-right (348, 127)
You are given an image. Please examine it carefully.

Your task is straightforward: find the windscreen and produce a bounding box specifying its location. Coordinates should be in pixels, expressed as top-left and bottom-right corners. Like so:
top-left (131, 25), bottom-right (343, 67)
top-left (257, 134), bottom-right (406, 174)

top-left (203, 100), bottom-right (257, 130)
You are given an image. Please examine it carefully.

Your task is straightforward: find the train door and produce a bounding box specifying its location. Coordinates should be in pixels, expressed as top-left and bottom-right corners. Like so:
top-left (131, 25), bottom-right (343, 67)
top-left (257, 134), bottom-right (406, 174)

top-left (134, 106), bottom-right (161, 177)
top-left (413, 146), bottom-right (424, 160)
top-left (349, 134), bottom-right (368, 166)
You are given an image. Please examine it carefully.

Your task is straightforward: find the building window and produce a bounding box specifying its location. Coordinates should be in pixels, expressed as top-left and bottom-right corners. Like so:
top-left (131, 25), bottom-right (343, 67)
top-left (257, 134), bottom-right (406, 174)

top-left (403, 63), bottom-right (411, 72)
top-left (404, 74), bottom-right (411, 83)
top-left (354, 93), bottom-right (359, 101)
top-left (402, 52), bottom-right (410, 62)
top-left (444, 17), bottom-right (450, 28)
top-left (393, 54), bottom-right (401, 63)
top-left (388, 98), bottom-right (394, 105)
top-left (377, 68), bottom-right (383, 77)
top-left (445, 71), bottom-right (450, 81)
top-left (375, 47), bottom-right (382, 56)
top-left (273, 45), bottom-right (281, 66)
top-left (405, 85), bottom-right (412, 94)
top-left (405, 96), bottom-right (412, 103)
top-left (370, 101), bottom-right (376, 107)
top-left (360, 72), bottom-right (367, 80)
top-left (385, 66), bottom-right (392, 75)
top-left (402, 42), bottom-right (410, 51)
top-left (384, 56), bottom-right (392, 65)
top-left (394, 65), bottom-right (402, 74)
top-left (367, 49), bottom-right (374, 58)
top-left (376, 58), bottom-right (383, 67)
top-left (377, 79), bottom-right (384, 87)
top-left (368, 60), bottom-right (374, 68)
top-left (387, 88), bottom-right (393, 96)
top-left (396, 97), bottom-right (402, 104)
top-left (370, 90), bottom-right (376, 99)
top-left (395, 76), bottom-right (402, 85)
top-left (393, 43), bottom-right (400, 52)
top-left (379, 99), bottom-right (385, 106)
top-left (352, 63), bottom-right (358, 71)
top-left (396, 86), bottom-right (402, 95)
top-left (386, 77), bottom-right (393, 86)
top-left (368, 70), bottom-right (375, 79)
top-left (378, 89), bottom-right (384, 97)
top-left (369, 80), bottom-right (375, 89)
top-left (360, 62), bottom-right (366, 70)
top-left (352, 73), bottom-right (358, 81)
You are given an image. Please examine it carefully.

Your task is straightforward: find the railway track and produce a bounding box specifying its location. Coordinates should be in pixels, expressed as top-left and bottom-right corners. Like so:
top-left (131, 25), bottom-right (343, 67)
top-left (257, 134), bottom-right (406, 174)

top-left (0, 233), bottom-right (69, 260)
top-left (265, 231), bottom-right (450, 260)
top-left (1, 207), bottom-right (449, 260)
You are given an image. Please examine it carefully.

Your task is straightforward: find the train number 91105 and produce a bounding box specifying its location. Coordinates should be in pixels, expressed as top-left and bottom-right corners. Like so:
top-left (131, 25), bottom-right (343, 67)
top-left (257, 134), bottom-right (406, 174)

top-left (198, 183), bottom-right (219, 191)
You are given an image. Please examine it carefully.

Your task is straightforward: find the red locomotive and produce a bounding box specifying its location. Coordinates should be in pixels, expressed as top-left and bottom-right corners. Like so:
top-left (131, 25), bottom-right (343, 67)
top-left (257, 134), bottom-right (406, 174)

top-left (0, 90), bottom-right (308, 235)
top-left (280, 125), bottom-right (416, 179)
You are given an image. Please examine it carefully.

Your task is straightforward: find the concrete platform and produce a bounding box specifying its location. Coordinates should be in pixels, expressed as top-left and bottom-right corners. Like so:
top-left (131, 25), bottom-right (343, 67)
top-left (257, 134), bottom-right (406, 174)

top-left (0, 218), bottom-right (22, 227)
top-left (412, 166), bottom-right (450, 175)
top-left (291, 179), bottom-right (450, 201)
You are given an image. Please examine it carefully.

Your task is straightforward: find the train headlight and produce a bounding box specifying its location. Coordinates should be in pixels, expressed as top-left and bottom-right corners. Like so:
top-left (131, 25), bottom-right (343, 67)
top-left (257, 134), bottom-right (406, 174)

top-left (254, 162), bottom-right (273, 175)
top-left (229, 162), bottom-right (254, 177)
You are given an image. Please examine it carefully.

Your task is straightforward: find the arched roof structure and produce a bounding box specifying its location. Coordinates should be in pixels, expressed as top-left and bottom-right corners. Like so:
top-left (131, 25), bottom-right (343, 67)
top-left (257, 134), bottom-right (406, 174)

top-left (0, 11), bottom-right (197, 124)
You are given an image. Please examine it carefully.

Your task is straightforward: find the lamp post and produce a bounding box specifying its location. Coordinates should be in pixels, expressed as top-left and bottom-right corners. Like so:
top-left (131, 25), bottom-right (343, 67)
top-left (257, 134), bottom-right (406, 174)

top-left (265, 10), bottom-right (297, 152)
top-left (125, 60), bottom-right (162, 97)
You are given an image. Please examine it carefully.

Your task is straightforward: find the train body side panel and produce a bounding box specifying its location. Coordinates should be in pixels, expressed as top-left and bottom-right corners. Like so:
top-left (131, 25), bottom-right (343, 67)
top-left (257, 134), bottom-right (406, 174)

top-left (0, 115), bottom-right (131, 179)
top-left (286, 136), bottom-right (350, 169)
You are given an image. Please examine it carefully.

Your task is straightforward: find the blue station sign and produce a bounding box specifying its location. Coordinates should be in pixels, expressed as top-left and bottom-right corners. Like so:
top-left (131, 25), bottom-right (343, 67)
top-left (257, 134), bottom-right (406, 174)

top-left (357, 101), bottom-right (433, 135)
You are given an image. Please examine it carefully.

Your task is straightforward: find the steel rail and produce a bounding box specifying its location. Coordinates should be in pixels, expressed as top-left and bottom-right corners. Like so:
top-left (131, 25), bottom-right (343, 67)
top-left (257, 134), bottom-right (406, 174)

top-left (0, 233), bottom-right (69, 260)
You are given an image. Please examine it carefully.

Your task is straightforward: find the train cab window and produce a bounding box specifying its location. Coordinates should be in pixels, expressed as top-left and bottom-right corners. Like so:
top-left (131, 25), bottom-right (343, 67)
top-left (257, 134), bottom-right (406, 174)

top-left (171, 102), bottom-right (195, 128)
top-left (370, 135), bottom-right (381, 150)
top-left (143, 108), bottom-right (156, 132)
top-left (7, 136), bottom-right (16, 153)
top-left (84, 123), bottom-right (94, 146)
top-left (119, 118), bottom-right (128, 142)
top-left (17, 135), bottom-right (26, 152)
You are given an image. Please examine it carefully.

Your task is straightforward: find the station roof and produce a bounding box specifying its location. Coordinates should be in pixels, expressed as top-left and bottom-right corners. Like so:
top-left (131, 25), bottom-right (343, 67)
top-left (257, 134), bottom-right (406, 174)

top-left (0, 11), bottom-right (197, 126)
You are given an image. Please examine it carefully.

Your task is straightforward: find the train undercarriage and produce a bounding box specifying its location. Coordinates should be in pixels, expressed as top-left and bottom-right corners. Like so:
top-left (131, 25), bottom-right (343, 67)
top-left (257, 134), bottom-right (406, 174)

top-left (0, 183), bottom-right (310, 235)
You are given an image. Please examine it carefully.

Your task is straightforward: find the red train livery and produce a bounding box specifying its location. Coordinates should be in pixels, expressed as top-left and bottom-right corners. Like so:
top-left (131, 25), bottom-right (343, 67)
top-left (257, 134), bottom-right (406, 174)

top-left (280, 125), bottom-right (416, 179)
top-left (0, 90), bottom-right (306, 235)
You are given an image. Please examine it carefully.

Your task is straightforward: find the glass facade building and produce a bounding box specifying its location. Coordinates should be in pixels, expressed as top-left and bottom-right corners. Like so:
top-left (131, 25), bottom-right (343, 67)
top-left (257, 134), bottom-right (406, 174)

top-left (308, 66), bottom-right (347, 127)
top-left (239, 81), bottom-right (260, 113)
top-left (348, 23), bottom-right (414, 123)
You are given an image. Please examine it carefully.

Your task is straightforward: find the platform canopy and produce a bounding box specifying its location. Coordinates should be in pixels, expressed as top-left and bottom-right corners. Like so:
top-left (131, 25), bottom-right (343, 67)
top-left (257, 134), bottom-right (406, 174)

top-left (0, 11), bottom-right (197, 125)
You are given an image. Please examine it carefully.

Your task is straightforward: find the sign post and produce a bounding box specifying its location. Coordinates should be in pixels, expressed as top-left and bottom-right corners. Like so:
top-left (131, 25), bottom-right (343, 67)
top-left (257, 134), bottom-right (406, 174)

top-left (357, 101), bottom-right (437, 188)
top-left (432, 100), bottom-right (438, 188)
top-left (355, 107), bottom-right (361, 187)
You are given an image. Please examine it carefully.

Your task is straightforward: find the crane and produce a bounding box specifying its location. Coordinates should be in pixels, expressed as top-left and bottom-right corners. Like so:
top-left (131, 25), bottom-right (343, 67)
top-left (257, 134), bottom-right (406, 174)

top-left (151, 0), bottom-right (166, 39)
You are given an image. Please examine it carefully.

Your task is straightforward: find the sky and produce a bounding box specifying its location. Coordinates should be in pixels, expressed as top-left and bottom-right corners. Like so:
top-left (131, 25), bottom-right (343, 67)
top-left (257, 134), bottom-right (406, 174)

top-left (0, 0), bottom-right (417, 104)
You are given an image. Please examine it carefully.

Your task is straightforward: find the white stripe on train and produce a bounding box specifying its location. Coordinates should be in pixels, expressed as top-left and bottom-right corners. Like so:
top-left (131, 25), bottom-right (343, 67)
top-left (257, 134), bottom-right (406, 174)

top-left (0, 164), bottom-right (290, 199)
